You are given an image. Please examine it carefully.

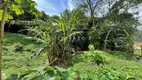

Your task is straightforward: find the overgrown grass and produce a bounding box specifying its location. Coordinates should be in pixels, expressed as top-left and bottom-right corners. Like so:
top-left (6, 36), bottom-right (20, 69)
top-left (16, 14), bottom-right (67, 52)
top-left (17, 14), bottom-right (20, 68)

top-left (134, 50), bottom-right (142, 56)
top-left (3, 32), bottom-right (142, 80)
top-left (2, 32), bottom-right (47, 79)
top-left (67, 50), bottom-right (142, 79)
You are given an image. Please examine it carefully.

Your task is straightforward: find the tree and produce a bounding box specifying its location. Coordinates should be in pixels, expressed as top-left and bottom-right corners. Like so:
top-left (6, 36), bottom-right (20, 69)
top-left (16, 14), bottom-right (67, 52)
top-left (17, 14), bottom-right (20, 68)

top-left (9, 0), bottom-right (39, 20)
top-left (38, 11), bottom-right (50, 21)
top-left (134, 30), bottom-right (142, 42)
top-left (75, 0), bottom-right (142, 52)
top-left (0, 1), bottom-right (8, 79)
top-left (73, 0), bottom-right (104, 27)
top-left (61, 8), bottom-right (88, 30)
top-left (51, 15), bottom-right (60, 20)
top-left (101, 0), bottom-right (142, 51)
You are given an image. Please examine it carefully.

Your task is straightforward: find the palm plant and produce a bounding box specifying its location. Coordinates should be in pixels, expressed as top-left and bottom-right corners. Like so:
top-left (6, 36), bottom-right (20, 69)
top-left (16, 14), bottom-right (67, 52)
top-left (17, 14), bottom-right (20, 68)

top-left (29, 10), bottom-right (81, 66)
top-left (52, 10), bottom-right (81, 65)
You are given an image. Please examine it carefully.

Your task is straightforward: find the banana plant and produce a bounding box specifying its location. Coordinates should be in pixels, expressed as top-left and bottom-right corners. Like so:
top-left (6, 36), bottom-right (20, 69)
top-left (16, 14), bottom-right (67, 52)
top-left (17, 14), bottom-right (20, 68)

top-left (29, 10), bottom-right (82, 66)
top-left (52, 10), bottom-right (81, 64)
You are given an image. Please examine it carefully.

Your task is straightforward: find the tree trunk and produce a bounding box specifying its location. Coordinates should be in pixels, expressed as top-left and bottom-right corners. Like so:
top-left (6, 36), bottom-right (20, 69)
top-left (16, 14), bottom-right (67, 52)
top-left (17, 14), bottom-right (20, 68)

top-left (86, 0), bottom-right (94, 28)
top-left (104, 28), bottom-right (112, 50)
top-left (91, 10), bottom-right (94, 27)
top-left (0, 0), bottom-right (8, 80)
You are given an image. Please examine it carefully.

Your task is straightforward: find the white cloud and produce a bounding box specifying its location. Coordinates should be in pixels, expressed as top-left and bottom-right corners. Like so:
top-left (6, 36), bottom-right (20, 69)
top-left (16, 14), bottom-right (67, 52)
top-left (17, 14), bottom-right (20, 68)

top-left (33, 0), bottom-right (76, 16)
top-left (68, 0), bottom-right (74, 10)
top-left (46, 12), bottom-right (60, 16)
top-left (34, 0), bottom-right (59, 14)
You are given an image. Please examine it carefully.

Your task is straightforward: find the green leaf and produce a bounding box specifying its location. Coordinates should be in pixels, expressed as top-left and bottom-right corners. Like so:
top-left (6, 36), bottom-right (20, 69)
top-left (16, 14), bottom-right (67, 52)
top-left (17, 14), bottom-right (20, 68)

top-left (126, 75), bottom-right (135, 80)
top-left (31, 74), bottom-right (45, 80)
top-left (68, 31), bottom-right (82, 39)
top-left (10, 4), bottom-right (23, 15)
top-left (44, 66), bottom-right (54, 76)
top-left (54, 66), bottom-right (67, 72)
top-left (6, 74), bottom-right (18, 80)
top-left (19, 69), bottom-right (37, 78)
top-left (100, 75), bottom-right (109, 80)
top-left (20, 69), bottom-right (35, 75)
top-left (79, 73), bottom-right (88, 79)
top-left (123, 29), bottom-right (129, 37)
top-left (42, 32), bottom-right (47, 41)
top-left (33, 66), bottom-right (46, 72)
top-left (44, 74), bottom-right (60, 80)
top-left (0, 10), bottom-right (12, 20)
top-left (6, 12), bottom-right (13, 20)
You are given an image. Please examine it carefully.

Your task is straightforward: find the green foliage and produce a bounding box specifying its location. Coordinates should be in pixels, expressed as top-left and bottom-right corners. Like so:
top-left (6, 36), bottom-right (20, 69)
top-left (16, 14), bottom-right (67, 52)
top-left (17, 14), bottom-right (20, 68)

top-left (54, 66), bottom-right (79, 80)
top-left (89, 12), bottom-right (139, 52)
top-left (0, 0), bottom-right (39, 20)
top-left (60, 9), bottom-right (88, 30)
top-left (67, 54), bottom-right (85, 66)
top-left (84, 51), bottom-right (106, 66)
top-left (5, 45), bottom-right (142, 80)
top-left (88, 26), bottom-right (101, 49)
top-left (69, 52), bottom-right (142, 80)
top-left (16, 61), bottom-right (142, 80)
top-left (84, 45), bottom-right (106, 65)
top-left (38, 11), bottom-right (50, 21)
top-left (72, 63), bottom-right (137, 80)
top-left (6, 66), bottom-right (61, 80)
top-left (74, 0), bottom-right (141, 52)
top-left (17, 0), bottom-right (40, 20)
top-left (0, 10), bottom-right (13, 20)
top-left (0, 0), bottom-right (23, 20)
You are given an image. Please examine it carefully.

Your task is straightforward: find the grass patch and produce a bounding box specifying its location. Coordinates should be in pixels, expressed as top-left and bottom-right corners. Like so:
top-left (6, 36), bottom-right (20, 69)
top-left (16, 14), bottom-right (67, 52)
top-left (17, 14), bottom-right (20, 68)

top-left (2, 32), bottom-right (47, 78)
top-left (134, 50), bottom-right (142, 56)
top-left (135, 42), bottom-right (142, 44)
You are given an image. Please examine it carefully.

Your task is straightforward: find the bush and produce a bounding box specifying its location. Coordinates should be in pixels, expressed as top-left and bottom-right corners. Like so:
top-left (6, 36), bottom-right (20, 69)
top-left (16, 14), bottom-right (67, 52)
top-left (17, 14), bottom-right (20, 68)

top-left (84, 50), bottom-right (106, 66)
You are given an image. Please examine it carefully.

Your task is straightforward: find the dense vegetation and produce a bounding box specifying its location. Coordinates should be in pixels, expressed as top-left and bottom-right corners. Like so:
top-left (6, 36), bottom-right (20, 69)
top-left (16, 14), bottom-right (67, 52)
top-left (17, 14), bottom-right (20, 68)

top-left (0, 0), bottom-right (142, 80)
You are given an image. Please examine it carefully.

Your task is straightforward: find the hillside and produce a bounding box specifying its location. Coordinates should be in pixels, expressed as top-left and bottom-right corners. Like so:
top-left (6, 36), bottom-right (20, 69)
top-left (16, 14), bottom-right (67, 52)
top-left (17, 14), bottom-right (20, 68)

top-left (2, 32), bottom-right (142, 80)
top-left (2, 32), bottom-right (47, 79)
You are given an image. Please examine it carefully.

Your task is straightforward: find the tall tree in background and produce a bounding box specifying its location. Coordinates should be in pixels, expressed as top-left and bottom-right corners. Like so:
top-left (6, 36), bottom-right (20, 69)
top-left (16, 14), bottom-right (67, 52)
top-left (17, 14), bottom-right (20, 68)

top-left (74, 0), bottom-right (142, 51)
top-left (102, 0), bottom-right (142, 51)
top-left (39, 11), bottom-right (50, 21)
top-left (74, 0), bottom-right (104, 27)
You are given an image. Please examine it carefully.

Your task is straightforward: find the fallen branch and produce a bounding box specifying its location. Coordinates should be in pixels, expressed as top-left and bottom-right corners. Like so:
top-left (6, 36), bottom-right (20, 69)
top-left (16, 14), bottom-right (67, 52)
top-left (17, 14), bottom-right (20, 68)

top-left (49, 58), bottom-right (58, 66)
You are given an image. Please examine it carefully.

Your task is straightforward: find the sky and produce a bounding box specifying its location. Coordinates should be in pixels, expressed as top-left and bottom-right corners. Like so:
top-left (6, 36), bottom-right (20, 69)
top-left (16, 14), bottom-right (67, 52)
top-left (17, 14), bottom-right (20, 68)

top-left (33, 0), bottom-right (142, 23)
top-left (33, 0), bottom-right (74, 16)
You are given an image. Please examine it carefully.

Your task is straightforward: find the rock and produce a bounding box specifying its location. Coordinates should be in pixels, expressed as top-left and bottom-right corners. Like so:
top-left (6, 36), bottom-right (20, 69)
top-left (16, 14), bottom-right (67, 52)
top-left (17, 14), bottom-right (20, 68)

top-left (15, 46), bottom-right (23, 52)
top-left (136, 56), bottom-right (140, 60)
